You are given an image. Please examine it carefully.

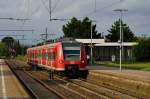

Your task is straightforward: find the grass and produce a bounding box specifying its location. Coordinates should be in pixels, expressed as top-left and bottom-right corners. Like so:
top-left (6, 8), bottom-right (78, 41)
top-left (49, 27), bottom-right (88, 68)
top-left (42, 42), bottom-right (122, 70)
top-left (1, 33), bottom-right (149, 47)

top-left (15, 55), bottom-right (27, 62)
top-left (14, 55), bottom-right (150, 71)
top-left (96, 61), bottom-right (150, 71)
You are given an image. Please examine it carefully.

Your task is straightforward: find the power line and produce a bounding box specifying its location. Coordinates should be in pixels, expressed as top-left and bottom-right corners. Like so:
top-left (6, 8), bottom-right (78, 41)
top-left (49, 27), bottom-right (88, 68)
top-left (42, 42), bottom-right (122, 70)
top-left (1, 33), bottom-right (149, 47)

top-left (19, 0), bottom-right (31, 28)
top-left (40, 27), bottom-right (56, 44)
top-left (0, 29), bottom-right (34, 31)
top-left (0, 35), bottom-right (24, 37)
top-left (0, 18), bottom-right (31, 21)
top-left (51, 0), bottom-right (61, 13)
top-left (40, 0), bottom-right (50, 14)
top-left (79, 0), bottom-right (123, 19)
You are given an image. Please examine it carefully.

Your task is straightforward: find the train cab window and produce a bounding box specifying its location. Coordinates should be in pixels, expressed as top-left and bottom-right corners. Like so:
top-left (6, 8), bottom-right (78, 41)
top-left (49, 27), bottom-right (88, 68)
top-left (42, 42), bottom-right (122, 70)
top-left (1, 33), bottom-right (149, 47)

top-left (63, 46), bottom-right (80, 61)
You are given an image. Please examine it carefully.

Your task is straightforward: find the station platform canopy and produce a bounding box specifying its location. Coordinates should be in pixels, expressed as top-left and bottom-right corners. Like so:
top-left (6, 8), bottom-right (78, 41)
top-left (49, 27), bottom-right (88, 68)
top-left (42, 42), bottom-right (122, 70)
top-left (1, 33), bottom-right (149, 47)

top-left (75, 39), bottom-right (137, 46)
top-left (75, 39), bottom-right (105, 44)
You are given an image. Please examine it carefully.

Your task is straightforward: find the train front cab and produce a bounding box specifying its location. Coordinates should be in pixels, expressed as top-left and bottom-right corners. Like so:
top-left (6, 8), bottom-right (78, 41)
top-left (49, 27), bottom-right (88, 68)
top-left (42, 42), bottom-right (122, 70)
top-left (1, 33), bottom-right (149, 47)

top-left (60, 42), bottom-right (88, 78)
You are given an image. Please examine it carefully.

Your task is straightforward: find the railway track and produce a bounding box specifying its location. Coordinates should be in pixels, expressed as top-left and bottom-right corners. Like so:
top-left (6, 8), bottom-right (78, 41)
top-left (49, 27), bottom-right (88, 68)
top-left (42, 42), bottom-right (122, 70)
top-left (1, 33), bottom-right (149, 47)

top-left (6, 60), bottom-right (66, 99)
top-left (88, 72), bottom-right (150, 98)
top-left (30, 71), bottom-right (109, 99)
top-left (6, 60), bottom-right (148, 99)
top-left (6, 60), bottom-right (110, 99)
top-left (40, 71), bottom-right (138, 99)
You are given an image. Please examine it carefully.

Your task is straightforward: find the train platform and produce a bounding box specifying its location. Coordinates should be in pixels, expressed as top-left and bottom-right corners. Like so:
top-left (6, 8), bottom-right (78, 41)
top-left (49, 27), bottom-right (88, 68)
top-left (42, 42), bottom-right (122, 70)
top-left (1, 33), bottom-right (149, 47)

top-left (87, 64), bottom-right (150, 83)
top-left (0, 59), bottom-right (31, 99)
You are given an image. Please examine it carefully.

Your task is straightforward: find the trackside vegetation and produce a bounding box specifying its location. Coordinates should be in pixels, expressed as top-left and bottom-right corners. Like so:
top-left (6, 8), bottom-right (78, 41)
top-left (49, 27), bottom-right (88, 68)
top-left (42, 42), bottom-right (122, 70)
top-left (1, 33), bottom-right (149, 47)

top-left (96, 61), bottom-right (150, 71)
top-left (0, 43), bottom-right (9, 58)
top-left (133, 38), bottom-right (150, 62)
top-left (15, 55), bottom-right (27, 62)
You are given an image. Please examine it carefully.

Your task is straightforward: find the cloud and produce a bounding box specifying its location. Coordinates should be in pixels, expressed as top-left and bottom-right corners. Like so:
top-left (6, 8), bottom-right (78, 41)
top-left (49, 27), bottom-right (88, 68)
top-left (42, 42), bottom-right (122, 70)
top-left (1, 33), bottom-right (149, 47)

top-left (0, 0), bottom-right (150, 45)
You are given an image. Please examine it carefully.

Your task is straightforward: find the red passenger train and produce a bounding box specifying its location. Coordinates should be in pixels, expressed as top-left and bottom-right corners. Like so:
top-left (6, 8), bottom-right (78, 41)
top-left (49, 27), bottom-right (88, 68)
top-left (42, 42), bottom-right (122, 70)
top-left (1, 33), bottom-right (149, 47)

top-left (27, 39), bottom-right (88, 77)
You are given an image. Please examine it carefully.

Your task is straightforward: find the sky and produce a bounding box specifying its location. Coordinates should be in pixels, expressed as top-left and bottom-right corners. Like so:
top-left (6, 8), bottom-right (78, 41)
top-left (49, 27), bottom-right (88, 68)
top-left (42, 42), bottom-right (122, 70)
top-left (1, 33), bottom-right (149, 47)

top-left (0, 0), bottom-right (150, 45)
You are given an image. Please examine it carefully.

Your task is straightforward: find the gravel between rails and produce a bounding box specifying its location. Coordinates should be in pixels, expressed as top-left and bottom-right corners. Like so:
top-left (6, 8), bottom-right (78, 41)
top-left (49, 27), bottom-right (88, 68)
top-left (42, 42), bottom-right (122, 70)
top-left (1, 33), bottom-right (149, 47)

top-left (6, 60), bottom-right (150, 99)
top-left (29, 71), bottom-right (87, 99)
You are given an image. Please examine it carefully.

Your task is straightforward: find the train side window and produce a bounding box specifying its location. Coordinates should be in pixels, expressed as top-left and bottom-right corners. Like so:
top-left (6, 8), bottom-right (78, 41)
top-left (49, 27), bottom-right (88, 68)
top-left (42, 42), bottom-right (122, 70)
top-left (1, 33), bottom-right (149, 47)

top-left (48, 52), bottom-right (55, 60)
top-left (39, 50), bottom-right (41, 58)
top-left (38, 52), bottom-right (40, 58)
top-left (39, 51), bottom-right (41, 58)
top-left (42, 53), bottom-right (45, 59)
top-left (39, 53), bottom-right (41, 58)
top-left (34, 53), bottom-right (36, 58)
top-left (45, 53), bottom-right (49, 59)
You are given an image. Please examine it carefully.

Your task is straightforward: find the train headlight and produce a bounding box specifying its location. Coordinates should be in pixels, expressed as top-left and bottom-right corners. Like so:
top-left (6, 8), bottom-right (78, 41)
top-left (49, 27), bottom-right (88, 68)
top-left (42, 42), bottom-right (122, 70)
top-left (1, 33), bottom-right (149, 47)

top-left (81, 60), bottom-right (85, 63)
top-left (59, 60), bottom-right (64, 64)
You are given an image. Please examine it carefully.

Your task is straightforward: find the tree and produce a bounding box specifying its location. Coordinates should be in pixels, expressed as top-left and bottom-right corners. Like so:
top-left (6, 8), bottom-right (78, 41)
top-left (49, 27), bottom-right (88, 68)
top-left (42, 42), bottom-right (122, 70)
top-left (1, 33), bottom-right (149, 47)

top-left (134, 38), bottom-right (150, 61)
top-left (106, 19), bottom-right (136, 42)
top-left (62, 17), bottom-right (98, 38)
top-left (16, 40), bottom-right (22, 55)
top-left (1, 37), bottom-right (22, 56)
top-left (1, 37), bottom-right (15, 48)
top-left (0, 43), bottom-right (9, 58)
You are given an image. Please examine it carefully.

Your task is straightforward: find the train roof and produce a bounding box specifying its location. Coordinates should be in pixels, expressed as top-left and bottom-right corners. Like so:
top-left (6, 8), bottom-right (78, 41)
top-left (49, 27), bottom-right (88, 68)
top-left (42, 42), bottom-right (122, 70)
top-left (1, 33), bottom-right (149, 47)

top-left (27, 38), bottom-right (82, 51)
top-left (28, 42), bottom-right (60, 50)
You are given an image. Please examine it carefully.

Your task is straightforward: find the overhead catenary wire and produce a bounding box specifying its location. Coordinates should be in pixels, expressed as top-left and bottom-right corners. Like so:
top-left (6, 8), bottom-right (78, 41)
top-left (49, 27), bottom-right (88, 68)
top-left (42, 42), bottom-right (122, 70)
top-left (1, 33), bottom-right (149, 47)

top-left (40, 0), bottom-right (50, 14)
top-left (40, 0), bottom-right (62, 20)
top-left (19, 0), bottom-right (32, 29)
top-left (51, 0), bottom-right (61, 13)
top-left (40, 0), bottom-right (61, 15)
top-left (79, 0), bottom-right (124, 19)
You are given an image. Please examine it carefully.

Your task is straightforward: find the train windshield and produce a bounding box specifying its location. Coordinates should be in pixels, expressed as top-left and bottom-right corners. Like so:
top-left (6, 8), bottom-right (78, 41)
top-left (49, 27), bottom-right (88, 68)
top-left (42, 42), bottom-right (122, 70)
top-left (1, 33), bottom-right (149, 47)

top-left (63, 46), bottom-right (80, 61)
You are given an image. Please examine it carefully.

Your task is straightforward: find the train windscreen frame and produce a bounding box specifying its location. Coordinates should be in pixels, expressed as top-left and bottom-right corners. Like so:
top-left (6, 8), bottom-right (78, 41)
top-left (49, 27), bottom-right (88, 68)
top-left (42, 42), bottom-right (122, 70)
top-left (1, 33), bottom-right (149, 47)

top-left (62, 42), bottom-right (81, 61)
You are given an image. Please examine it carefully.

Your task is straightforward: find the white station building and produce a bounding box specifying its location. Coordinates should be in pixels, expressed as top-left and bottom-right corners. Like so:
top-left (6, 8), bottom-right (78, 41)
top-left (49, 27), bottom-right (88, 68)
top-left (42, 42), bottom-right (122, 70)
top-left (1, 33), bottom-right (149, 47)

top-left (75, 39), bottom-right (138, 61)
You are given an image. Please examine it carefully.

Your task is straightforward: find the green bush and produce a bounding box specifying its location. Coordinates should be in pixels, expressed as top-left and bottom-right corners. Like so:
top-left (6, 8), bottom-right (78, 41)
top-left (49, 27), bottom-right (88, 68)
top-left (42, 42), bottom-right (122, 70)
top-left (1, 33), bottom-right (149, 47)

top-left (0, 43), bottom-right (9, 58)
top-left (15, 55), bottom-right (27, 61)
top-left (134, 38), bottom-right (150, 61)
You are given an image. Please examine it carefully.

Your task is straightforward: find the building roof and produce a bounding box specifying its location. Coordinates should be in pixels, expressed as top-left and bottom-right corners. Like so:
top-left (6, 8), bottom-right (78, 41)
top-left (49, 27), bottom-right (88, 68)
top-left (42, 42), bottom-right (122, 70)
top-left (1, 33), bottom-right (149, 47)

top-left (95, 42), bottom-right (138, 46)
top-left (75, 39), bottom-right (138, 47)
top-left (75, 39), bottom-right (105, 44)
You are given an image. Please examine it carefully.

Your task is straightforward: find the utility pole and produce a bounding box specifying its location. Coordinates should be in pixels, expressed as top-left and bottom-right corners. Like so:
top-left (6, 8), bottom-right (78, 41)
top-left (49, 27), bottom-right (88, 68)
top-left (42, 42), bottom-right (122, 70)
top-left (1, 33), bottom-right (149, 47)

top-left (41, 27), bottom-right (48, 44)
top-left (40, 28), bottom-right (56, 44)
top-left (90, 22), bottom-right (93, 65)
top-left (45, 27), bottom-right (48, 44)
top-left (90, 0), bottom-right (97, 65)
top-left (114, 9), bottom-right (128, 71)
top-left (22, 35), bottom-right (25, 55)
top-left (49, 0), bottom-right (52, 21)
top-left (90, 20), bottom-right (96, 65)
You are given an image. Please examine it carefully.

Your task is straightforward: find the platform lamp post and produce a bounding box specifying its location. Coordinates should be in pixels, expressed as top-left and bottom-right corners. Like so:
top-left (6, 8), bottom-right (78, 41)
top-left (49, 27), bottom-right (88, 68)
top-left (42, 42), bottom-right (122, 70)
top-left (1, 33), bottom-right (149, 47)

top-left (90, 21), bottom-right (93, 65)
top-left (114, 9), bottom-right (128, 71)
top-left (90, 20), bottom-right (96, 65)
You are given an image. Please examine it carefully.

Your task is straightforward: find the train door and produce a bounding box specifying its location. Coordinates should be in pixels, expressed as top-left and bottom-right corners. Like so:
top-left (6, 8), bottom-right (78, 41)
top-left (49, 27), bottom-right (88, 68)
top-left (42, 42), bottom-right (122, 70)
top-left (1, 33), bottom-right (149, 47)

top-left (34, 49), bottom-right (38, 64)
top-left (80, 45), bottom-right (87, 68)
top-left (38, 49), bottom-right (41, 64)
top-left (41, 48), bottom-right (46, 65)
top-left (47, 47), bottom-right (55, 69)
